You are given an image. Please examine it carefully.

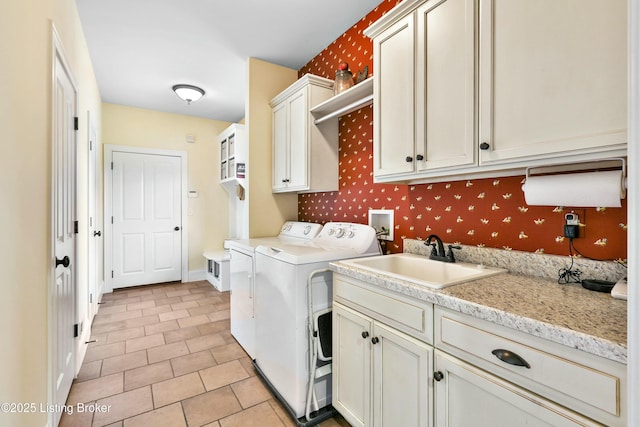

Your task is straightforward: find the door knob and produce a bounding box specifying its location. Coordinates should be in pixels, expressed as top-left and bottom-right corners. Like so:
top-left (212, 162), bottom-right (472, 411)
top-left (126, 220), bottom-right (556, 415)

top-left (371, 337), bottom-right (379, 344)
top-left (174, 226), bottom-right (180, 231)
top-left (56, 256), bottom-right (70, 268)
top-left (416, 154), bottom-right (424, 161)
top-left (93, 230), bottom-right (102, 237)
top-left (361, 331), bottom-right (369, 339)
top-left (480, 142), bottom-right (491, 150)
top-left (433, 371), bottom-right (444, 382)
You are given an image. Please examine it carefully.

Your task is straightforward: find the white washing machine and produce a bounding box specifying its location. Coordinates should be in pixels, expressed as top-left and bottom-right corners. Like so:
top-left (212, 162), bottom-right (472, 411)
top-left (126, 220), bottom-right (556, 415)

top-left (225, 222), bottom-right (322, 358)
top-left (254, 222), bottom-right (380, 425)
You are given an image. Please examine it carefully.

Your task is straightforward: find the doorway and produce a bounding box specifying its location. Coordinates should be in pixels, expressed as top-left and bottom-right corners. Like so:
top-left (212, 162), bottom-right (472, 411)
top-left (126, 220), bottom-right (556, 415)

top-left (104, 145), bottom-right (188, 292)
top-left (87, 112), bottom-right (100, 319)
top-left (50, 27), bottom-right (77, 427)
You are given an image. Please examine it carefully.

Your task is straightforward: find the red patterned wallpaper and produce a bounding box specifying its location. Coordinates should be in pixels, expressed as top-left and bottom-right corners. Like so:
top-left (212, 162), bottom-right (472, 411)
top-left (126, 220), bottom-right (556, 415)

top-left (298, 0), bottom-right (628, 260)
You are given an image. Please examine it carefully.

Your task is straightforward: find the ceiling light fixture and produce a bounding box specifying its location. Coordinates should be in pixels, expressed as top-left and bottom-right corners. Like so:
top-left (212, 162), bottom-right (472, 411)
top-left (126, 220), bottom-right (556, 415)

top-left (172, 84), bottom-right (205, 105)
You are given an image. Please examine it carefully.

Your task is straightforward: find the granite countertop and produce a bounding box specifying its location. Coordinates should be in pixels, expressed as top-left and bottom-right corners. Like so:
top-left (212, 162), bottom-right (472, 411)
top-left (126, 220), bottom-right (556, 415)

top-left (330, 260), bottom-right (628, 364)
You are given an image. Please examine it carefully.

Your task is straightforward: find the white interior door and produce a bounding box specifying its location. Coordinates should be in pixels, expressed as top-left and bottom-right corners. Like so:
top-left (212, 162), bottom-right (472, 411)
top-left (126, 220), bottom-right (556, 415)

top-left (51, 39), bottom-right (76, 427)
top-left (87, 112), bottom-right (100, 316)
top-left (111, 151), bottom-right (182, 287)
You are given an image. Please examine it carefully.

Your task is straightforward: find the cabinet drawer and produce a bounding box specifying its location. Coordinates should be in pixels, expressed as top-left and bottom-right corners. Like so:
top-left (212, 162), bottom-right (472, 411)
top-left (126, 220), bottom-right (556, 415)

top-left (435, 307), bottom-right (626, 427)
top-left (334, 274), bottom-right (433, 344)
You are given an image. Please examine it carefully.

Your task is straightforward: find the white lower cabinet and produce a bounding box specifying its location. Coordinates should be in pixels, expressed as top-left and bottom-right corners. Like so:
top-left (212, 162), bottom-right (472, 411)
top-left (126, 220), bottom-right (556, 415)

top-left (435, 306), bottom-right (626, 427)
top-left (332, 273), bottom-right (626, 427)
top-left (333, 303), bottom-right (433, 427)
top-left (433, 350), bottom-right (601, 427)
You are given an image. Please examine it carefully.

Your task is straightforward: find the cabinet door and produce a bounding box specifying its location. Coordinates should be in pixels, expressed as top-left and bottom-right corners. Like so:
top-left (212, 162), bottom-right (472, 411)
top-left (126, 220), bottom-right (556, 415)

top-left (433, 351), bottom-right (602, 427)
top-left (479, 0), bottom-right (627, 165)
top-left (416, 0), bottom-right (476, 172)
top-left (272, 101), bottom-right (289, 191)
top-left (372, 14), bottom-right (416, 178)
top-left (287, 88), bottom-right (309, 190)
top-left (333, 303), bottom-right (372, 427)
top-left (372, 322), bottom-right (433, 427)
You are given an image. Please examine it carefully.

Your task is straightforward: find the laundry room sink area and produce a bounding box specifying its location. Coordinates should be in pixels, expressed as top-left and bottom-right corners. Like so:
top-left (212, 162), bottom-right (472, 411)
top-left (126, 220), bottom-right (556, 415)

top-left (340, 253), bottom-right (507, 289)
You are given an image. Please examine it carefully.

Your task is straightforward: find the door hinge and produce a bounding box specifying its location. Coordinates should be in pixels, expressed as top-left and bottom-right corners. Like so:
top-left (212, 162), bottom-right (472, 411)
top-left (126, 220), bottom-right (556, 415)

top-left (111, 216), bottom-right (114, 224)
top-left (111, 161), bottom-right (114, 170)
top-left (111, 270), bottom-right (114, 278)
top-left (89, 139), bottom-right (93, 151)
top-left (73, 323), bottom-right (79, 338)
top-left (74, 117), bottom-right (79, 131)
top-left (74, 220), bottom-right (79, 234)
top-left (90, 293), bottom-right (93, 304)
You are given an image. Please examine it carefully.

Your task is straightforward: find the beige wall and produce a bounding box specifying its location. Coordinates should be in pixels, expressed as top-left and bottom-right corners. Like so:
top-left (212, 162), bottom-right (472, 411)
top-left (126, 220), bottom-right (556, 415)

top-left (102, 103), bottom-right (231, 274)
top-left (245, 58), bottom-right (299, 237)
top-left (0, 0), bottom-right (102, 426)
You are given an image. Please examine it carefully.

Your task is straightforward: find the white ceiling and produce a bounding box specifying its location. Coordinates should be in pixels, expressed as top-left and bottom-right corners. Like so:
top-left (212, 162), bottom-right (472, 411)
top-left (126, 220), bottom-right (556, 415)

top-left (76, 0), bottom-right (382, 123)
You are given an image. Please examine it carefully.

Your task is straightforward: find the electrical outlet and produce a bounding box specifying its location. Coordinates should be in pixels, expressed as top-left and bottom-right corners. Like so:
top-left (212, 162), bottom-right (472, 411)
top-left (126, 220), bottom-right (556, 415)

top-left (565, 212), bottom-right (579, 225)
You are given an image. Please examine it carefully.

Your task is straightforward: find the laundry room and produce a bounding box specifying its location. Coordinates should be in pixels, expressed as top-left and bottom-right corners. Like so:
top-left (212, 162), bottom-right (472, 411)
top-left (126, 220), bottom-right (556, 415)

top-left (2, 0), bottom-right (639, 426)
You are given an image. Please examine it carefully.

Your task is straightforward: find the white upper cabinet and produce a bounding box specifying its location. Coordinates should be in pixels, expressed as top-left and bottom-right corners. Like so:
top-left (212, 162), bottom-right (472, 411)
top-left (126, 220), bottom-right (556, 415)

top-left (368, 0), bottom-right (476, 181)
top-left (270, 74), bottom-right (338, 193)
top-left (219, 123), bottom-right (246, 185)
top-left (417, 0), bottom-right (476, 171)
top-left (479, 0), bottom-right (627, 166)
top-left (371, 14), bottom-right (416, 177)
top-left (366, 0), bottom-right (627, 183)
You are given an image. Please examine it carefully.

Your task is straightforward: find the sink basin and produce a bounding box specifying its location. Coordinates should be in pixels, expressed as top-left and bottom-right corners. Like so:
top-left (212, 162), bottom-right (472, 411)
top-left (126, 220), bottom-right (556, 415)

top-left (340, 253), bottom-right (507, 289)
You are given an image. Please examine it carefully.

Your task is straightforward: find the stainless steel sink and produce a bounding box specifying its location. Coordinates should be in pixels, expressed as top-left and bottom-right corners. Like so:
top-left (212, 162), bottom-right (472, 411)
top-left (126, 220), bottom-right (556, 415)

top-left (340, 253), bottom-right (507, 289)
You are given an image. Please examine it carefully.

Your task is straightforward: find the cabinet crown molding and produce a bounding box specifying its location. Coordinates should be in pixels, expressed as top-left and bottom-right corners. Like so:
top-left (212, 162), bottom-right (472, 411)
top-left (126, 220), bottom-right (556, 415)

top-left (269, 74), bottom-right (334, 107)
top-left (364, 0), bottom-right (425, 38)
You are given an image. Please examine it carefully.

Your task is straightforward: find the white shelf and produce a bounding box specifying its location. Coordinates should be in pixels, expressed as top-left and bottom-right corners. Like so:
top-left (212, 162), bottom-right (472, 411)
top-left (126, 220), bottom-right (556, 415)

top-left (310, 78), bottom-right (373, 124)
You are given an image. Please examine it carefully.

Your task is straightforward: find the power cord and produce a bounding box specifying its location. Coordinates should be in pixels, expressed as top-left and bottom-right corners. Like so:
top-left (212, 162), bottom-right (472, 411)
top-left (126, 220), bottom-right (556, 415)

top-left (558, 238), bottom-right (583, 284)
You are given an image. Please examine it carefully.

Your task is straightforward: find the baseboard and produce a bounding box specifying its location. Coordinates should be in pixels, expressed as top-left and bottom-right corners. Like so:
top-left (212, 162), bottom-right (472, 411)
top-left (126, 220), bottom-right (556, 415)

top-left (187, 269), bottom-right (206, 282)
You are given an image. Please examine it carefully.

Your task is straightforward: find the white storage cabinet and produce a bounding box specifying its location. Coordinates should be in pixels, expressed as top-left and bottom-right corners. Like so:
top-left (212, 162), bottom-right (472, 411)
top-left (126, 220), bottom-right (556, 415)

top-left (203, 251), bottom-right (230, 292)
top-left (332, 273), bottom-right (434, 427)
top-left (434, 306), bottom-right (627, 427)
top-left (270, 74), bottom-right (338, 193)
top-left (331, 274), bottom-right (627, 427)
top-left (365, 0), bottom-right (627, 183)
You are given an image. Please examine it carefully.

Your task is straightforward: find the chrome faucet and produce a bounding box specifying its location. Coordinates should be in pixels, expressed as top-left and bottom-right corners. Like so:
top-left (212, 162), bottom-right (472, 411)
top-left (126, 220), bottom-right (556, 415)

top-left (425, 234), bottom-right (461, 263)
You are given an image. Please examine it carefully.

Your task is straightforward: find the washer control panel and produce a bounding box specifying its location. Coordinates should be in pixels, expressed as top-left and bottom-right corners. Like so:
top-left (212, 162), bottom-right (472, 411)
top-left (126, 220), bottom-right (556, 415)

top-left (316, 222), bottom-right (380, 254)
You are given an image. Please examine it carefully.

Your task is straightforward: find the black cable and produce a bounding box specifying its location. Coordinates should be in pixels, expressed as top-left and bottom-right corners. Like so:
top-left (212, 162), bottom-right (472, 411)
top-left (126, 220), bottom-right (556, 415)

top-left (569, 238), bottom-right (624, 263)
top-left (558, 238), bottom-right (582, 284)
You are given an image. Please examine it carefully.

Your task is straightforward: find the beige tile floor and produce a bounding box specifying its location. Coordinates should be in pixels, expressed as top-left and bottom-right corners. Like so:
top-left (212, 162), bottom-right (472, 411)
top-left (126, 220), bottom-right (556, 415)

top-left (60, 280), bottom-right (350, 427)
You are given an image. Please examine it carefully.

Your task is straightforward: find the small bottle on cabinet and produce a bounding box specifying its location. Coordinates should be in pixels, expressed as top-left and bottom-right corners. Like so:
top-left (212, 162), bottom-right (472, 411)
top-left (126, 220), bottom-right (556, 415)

top-left (334, 62), bottom-right (354, 95)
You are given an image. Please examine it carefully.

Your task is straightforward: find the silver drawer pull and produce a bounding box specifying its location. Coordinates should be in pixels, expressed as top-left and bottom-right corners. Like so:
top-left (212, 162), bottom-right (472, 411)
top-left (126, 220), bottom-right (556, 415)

top-left (492, 349), bottom-right (531, 369)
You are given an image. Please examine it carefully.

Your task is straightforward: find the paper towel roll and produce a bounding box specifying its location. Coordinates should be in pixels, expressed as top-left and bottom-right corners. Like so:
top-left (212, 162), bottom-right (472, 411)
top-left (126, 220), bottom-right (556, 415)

top-left (521, 170), bottom-right (625, 207)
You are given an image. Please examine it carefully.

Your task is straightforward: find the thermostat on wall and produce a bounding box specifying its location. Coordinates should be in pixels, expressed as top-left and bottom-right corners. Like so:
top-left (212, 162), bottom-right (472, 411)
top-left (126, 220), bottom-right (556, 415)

top-left (188, 190), bottom-right (199, 198)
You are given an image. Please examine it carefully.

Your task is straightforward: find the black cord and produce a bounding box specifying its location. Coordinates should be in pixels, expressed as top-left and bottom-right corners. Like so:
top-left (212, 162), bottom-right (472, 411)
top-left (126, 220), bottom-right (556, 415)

top-left (569, 238), bottom-right (625, 264)
top-left (558, 238), bottom-right (582, 284)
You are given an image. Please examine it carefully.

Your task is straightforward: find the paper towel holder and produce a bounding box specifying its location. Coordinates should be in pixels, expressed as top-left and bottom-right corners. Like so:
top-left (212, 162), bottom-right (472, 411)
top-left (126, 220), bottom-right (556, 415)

top-left (524, 157), bottom-right (628, 191)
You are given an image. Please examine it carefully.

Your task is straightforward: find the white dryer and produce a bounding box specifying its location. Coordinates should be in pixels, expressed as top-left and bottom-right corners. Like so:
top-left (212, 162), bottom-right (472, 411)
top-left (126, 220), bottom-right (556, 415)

top-left (225, 222), bottom-right (322, 358)
top-left (254, 222), bottom-right (380, 425)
